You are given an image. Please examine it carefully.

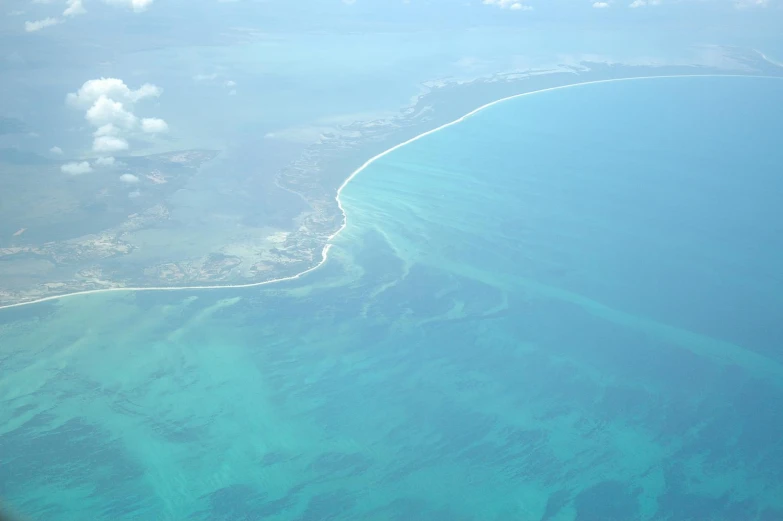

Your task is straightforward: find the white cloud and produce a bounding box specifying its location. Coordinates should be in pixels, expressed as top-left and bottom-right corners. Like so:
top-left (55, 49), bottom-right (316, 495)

top-left (94, 156), bottom-right (116, 167)
top-left (93, 135), bottom-right (129, 153)
top-left (101, 0), bottom-right (155, 12)
top-left (94, 124), bottom-right (119, 137)
top-left (194, 73), bottom-right (218, 82)
top-left (195, 75), bottom-right (238, 94)
top-left (67, 78), bottom-right (161, 109)
top-left (29, 0), bottom-right (150, 31)
top-left (482, 0), bottom-right (533, 9)
top-left (593, 1), bottom-right (610, 7)
top-left (63, 0), bottom-right (86, 17)
top-left (132, 0), bottom-right (155, 10)
top-left (61, 161), bottom-right (92, 175)
top-left (25, 17), bottom-right (60, 32)
top-left (86, 96), bottom-right (138, 128)
top-left (131, 83), bottom-right (163, 101)
top-left (68, 78), bottom-right (169, 154)
top-left (735, 0), bottom-right (768, 7)
top-left (141, 117), bottom-right (168, 133)
top-left (49, 146), bottom-right (63, 154)
top-left (120, 173), bottom-right (140, 184)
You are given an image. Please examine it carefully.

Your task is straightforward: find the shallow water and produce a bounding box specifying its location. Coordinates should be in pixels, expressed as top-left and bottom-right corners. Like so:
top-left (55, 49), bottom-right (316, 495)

top-left (2, 76), bottom-right (783, 520)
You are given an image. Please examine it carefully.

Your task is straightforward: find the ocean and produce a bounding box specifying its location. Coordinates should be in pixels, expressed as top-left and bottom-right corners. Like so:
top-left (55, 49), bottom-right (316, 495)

top-left (1, 75), bottom-right (782, 520)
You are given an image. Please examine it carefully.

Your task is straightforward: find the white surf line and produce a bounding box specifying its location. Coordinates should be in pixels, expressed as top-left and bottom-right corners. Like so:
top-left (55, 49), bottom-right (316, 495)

top-left (1, 73), bottom-right (781, 312)
top-left (0, 244), bottom-right (335, 311)
top-left (754, 49), bottom-right (783, 69)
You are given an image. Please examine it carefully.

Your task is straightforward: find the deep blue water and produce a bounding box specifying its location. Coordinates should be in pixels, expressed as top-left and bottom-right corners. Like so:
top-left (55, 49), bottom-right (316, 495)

top-left (1, 75), bottom-right (783, 520)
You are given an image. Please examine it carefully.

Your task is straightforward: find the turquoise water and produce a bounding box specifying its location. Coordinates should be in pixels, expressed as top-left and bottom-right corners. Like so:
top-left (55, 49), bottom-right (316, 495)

top-left (2, 76), bottom-right (783, 520)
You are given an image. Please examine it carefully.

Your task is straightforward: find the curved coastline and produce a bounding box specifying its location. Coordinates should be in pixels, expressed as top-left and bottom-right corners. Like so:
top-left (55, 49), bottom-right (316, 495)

top-left (1, 73), bottom-right (781, 312)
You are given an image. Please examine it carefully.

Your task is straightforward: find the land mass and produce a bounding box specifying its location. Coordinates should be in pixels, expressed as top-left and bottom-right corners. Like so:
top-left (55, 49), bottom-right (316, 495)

top-left (1, 50), bottom-right (781, 307)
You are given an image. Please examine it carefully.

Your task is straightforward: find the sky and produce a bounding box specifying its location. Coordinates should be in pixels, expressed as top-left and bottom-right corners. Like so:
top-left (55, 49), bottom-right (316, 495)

top-left (0, 0), bottom-right (781, 167)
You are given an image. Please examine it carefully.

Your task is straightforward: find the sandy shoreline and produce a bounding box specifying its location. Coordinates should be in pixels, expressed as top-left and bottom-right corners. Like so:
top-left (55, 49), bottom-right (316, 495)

top-left (1, 73), bottom-right (780, 312)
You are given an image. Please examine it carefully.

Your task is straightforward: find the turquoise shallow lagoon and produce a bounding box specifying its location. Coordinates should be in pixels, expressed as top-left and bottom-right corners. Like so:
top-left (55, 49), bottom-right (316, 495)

top-left (2, 76), bottom-right (783, 520)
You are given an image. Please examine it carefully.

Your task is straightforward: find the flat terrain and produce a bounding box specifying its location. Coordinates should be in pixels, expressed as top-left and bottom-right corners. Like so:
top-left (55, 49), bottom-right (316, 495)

top-left (1, 51), bottom-right (780, 307)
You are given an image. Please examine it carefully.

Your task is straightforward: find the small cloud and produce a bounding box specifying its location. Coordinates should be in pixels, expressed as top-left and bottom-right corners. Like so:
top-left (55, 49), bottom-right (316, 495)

top-left (50, 146), bottom-right (63, 154)
top-left (193, 73), bottom-right (218, 82)
top-left (93, 135), bottom-right (129, 153)
top-left (593, 1), bottom-right (610, 7)
top-left (629, 0), bottom-right (659, 6)
top-left (61, 161), bottom-right (92, 175)
top-left (735, 0), bottom-right (767, 7)
top-left (94, 156), bottom-right (115, 167)
top-left (141, 117), bottom-right (168, 133)
top-left (101, 0), bottom-right (155, 12)
top-left (482, 0), bottom-right (533, 10)
top-left (64, 0), bottom-right (86, 17)
top-left (128, 190), bottom-right (141, 199)
top-left (120, 173), bottom-right (140, 184)
top-left (225, 80), bottom-right (237, 88)
top-left (25, 17), bottom-right (60, 32)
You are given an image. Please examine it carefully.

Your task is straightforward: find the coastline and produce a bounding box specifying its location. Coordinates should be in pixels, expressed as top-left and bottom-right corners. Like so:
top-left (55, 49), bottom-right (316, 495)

top-left (1, 73), bottom-right (781, 312)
